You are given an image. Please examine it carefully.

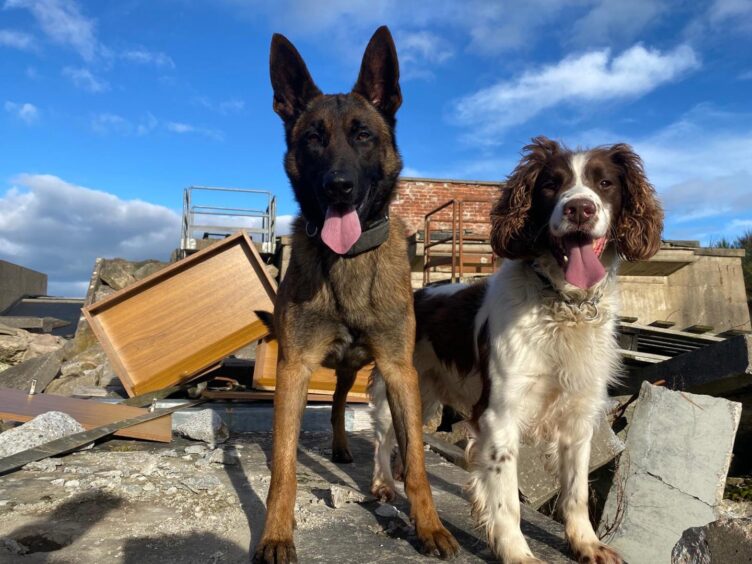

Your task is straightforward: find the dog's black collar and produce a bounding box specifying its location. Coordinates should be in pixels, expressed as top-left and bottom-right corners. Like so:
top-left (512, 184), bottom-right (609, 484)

top-left (305, 215), bottom-right (390, 257)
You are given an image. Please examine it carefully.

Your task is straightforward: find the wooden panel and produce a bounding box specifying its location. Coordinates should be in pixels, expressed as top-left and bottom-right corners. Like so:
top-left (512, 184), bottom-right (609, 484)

top-left (83, 231), bottom-right (277, 396)
top-left (201, 390), bottom-right (368, 403)
top-left (0, 388), bottom-right (172, 442)
top-left (253, 339), bottom-right (372, 401)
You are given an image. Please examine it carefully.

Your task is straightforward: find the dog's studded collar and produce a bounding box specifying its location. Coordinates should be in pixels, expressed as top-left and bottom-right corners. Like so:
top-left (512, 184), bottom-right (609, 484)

top-left (305, 215), bottom-right (390, 257)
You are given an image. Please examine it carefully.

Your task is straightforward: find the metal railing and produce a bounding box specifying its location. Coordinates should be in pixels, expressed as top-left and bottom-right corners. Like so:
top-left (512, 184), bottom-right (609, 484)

top-left (179, 186), bottom-right (277, 257)
top-left (423, 198), bottom-right (497, 285)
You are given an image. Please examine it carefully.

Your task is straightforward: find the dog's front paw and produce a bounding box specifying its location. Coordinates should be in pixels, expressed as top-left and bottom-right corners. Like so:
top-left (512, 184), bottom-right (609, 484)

top-left (416, 524), bottom-right (460, 560)
top-left (252, 538), bottom-right (298, 564)
top-left (331, 446), bottom-right (354, 464)
top-left (573, 542), bottom-right (623, 564)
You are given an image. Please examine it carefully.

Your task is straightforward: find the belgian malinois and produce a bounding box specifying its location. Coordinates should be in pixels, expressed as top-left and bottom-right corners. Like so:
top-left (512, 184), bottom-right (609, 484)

top-left (253, 26), bottom-right (459, 563)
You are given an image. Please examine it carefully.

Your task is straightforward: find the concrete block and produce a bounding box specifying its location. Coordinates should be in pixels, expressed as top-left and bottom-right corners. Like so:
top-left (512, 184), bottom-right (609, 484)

top-left (0, 260), bottom-right (47, 314)
top-left (672, 517), bottom-right (752, 564)
top-left (0, 349), bottom-right (64, 392)
top-left (173, 409), bottom-right (228, 446)
top-left (0, 411), bottom-right (85, 458)
top-left (599, 382), bottom-right (742, 563)
top-left (519, 416), bottom-right (624, 509)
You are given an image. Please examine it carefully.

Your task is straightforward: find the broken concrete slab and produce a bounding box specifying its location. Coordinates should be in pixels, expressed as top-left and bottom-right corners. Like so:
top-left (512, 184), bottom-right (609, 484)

top-left (0, 316), bottom-right (70, 334)
top-left (672, 517), bottom-right (752, 564)
top-left (174, 409), bottom-right (229, 446)
top-left (628, 334), bottom-right (752, 395)
top-left (0, 348), bottom-right (63, 392)
top-left (519, 416), bottom-right (624, 509)
top-left (0, 432), bottom-right (574, 563)
top-left (425, 417), bottom-right (624, 510)
top-left (0, 411), bottom-right (86, 458)
top-left (599, 382), bottom-right (742, 563)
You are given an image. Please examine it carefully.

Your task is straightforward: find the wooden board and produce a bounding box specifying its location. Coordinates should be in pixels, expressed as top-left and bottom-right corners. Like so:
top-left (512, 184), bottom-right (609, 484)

top-left (0, 388), bottom-right (172, 442)
top-left (83, 231), bottom-right (277, 396)
top-left (201, 390), bottom-right (369, 403)
top-left (253, 339), bottom-right (372, 402)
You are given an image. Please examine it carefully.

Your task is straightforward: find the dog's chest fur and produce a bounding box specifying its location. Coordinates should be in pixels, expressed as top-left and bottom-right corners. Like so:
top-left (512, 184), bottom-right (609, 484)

top-left (276, 217), bottom-right (413, 369)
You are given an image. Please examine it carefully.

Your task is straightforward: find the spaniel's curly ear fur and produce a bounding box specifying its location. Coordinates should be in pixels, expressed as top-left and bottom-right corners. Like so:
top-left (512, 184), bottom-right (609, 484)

top-left (609, 144), bottom-right (664, 261)
top-left (491, 136), bottom-right (560, 259)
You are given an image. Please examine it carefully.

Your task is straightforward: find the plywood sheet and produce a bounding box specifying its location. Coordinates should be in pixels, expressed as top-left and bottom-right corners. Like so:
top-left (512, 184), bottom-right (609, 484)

top-left (83, 231), bottom-right (277, 396)
top-left (0, 388), bottom-right (172, 442)
top-left (253, 339), bottom-right (372, 402)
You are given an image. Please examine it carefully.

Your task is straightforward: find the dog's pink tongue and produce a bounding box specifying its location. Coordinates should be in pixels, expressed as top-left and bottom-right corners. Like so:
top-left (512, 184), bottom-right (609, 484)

top-left (321, 206), bottom-right (362, 254)
top-left (564, 237), bottom-right (606, 289)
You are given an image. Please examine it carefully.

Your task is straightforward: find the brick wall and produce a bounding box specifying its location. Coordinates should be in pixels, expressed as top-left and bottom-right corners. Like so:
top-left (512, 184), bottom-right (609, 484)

top-left (391, 177), bottom-right (502, 236)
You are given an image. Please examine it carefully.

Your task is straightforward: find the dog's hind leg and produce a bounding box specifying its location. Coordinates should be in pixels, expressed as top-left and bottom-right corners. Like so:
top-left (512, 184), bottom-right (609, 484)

top-left (369, 369), bottom-right (398, 501)
top-left (371, 348), bottom-right (459, 559)
top-left (331, 368), bottom-right (357, 463)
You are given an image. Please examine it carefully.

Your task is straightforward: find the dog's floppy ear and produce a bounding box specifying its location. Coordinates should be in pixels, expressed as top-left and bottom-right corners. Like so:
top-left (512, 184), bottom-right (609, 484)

top-left (609, 143), bottom-right (664, 261)
top-left (352, 26), bottom-right (402, 118)
top-left (269, 33), bottom-right (322, 124)
top-left (491, 136), bottom-right (558, 259)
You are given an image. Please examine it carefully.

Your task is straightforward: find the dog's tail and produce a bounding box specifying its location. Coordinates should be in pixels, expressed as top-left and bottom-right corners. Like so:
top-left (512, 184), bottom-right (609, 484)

top-left (254, 310), bottom-right (275, 339)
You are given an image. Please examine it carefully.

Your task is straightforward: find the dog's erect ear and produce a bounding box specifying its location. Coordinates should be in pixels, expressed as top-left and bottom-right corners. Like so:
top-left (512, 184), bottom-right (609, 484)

top-left (491, 136), bottom-right (559, 259)
top-left (269, 33), bottom-right (322, 124)
top-left (352, 26), bottom-right (402, 117)
top-left (609, 143), bottom-right (664, 261)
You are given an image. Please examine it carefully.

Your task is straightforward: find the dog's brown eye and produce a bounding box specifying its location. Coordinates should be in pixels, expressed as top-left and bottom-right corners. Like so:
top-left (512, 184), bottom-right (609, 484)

top-left (599, 179), bottom-right (612, 189)
top-left (306, 131), bottom-right (321, 143)
top-left (356, 130), bottom-right (371, 141)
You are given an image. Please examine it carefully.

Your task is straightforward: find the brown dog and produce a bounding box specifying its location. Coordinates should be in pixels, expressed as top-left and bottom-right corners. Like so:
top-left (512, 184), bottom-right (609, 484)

top-left (253, 26), bottom-right (459, 563)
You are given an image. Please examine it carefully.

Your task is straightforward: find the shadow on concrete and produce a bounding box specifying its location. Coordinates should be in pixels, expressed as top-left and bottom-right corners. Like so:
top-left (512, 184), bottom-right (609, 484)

top-left (122, 532), bottom-right (248, 564)
top-left (222, 443), bottom-right (267, 558)
top-left (3, 491), bottom-right (123, 556)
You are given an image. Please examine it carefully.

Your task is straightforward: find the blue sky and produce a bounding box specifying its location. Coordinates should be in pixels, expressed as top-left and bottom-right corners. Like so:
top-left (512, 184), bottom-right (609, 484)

top-left (1, 0), bottom-right (751, 296)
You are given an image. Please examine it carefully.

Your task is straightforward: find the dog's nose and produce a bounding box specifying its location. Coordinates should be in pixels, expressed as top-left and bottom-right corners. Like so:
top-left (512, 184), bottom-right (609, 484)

top-left (564, 198), bottom-right (596, 224)
top-left (323, 172), bottom-right (354, 199)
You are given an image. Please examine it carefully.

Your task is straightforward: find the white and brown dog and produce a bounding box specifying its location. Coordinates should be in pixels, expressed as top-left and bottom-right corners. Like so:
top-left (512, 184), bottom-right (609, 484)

top-left (370, 137), bottom-right (663, 563)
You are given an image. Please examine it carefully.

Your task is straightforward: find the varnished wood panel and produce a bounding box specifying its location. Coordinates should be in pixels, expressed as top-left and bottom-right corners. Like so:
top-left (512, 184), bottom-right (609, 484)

top-left (83, 231), bottom-right (277, 396)
top-left (252, 339), bottom-right (372, 402)
top-left (0, 388), bottom-right (172, 442)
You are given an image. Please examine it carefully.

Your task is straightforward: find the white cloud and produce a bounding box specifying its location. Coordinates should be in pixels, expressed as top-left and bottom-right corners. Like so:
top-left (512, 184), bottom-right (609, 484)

top-left (62, 66), bottom-right (109, 92)
top-left (708, 0), bottom-right (752, 26)
top-left (452, 43), bottom-right (699, 145)
top-left (121, 47), bottom-right (175, 69)
top-left (194, 96), bottom-right (246, 115)
top-left (397, 30), bottom-right (454, 80)
top-left (166, 121), bottom-right (224, 141)
top-left (4, 100), bottom-right (39, 123)
top-left (4, 0), bottom-right (101, 61)
top-left (91, 112), bottom-right (131, 135)
top-left (0, 28), bottom-right (35, 50)
top-left (568, 0), bottom-right (667, 47)
top-left (0, 174), bottom-right (180, 296)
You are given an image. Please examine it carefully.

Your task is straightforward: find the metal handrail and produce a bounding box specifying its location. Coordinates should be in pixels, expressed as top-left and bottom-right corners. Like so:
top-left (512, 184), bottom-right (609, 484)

top-left (423, 198), bottom-right (496, 285)
top-left (180, 185), bottom-right (277, 257)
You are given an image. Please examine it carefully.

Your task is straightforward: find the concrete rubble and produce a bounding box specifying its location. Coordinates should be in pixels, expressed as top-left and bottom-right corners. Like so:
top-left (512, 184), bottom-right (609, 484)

top-left (0, 323), bottom-right (64, 373)
top-left (599, 382), bottom-right (742, 563)
top-left (0, 432), bottom-right (575, 563)
top-left (174, 409), bottom-right (229, 446)
top-left (0, 412), bottom-right (87, 458)
top-left (0, 348), bottom-right (64, 392)
top-left (671, 517), bottom-right (752, 564)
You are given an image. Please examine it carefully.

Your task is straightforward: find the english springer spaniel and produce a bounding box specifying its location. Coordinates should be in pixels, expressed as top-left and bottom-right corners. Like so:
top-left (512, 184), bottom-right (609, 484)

top-left (370, 137), bottom-right (663, 563)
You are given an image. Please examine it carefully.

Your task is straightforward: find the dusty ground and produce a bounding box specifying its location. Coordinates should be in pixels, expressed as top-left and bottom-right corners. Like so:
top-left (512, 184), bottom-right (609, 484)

top-left (0, 431), bottom-right (573, 563)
